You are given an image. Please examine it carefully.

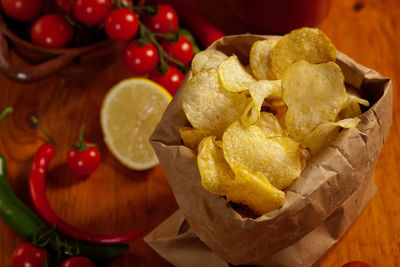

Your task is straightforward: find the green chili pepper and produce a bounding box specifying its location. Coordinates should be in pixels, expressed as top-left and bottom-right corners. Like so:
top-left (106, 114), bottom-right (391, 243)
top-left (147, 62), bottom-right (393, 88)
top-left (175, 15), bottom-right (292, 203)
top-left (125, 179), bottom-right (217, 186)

top-left (0, 108), bottom-right (129, 263)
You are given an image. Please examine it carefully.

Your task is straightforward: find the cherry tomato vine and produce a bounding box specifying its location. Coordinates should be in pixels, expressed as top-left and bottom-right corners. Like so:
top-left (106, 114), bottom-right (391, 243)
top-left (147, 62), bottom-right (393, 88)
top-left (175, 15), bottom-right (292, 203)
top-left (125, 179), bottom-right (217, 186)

top-left (1, 0), bottom-right (200, 94)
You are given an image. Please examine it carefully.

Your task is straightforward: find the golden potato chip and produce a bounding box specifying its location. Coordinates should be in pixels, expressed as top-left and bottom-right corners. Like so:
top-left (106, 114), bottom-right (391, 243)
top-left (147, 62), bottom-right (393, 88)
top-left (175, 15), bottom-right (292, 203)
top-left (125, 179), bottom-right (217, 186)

top-left (256, 112), bottom-right (283, 137)
top-left (191, 50), bottom-right (228, 75)
top-left (249, 39), bottom-right (279, 80)
top-left (345, 87), bottom-right (370, 107)
top-left (197, 136), bottom-right (235, 195)
top-left (263, 99), bottom-right (286, 108)
top-left (241, 80), bottom-right (281, 126)
top-left (222, 121), bottom-right (301, 190)
top-left (182, 69), bottom-right (249, 135)
top-left (338, 87), bottom-right (370, 120)
top-left (271, 104), bottom-right (288, 129)
top-left (218, 55), bottom-right (256, 92)
top-left (282, 60), bottom-right (346, 143)
top-left (338, 100), bottom-right (361, 119)
top-left (269, 27), bottom-right (336, 78)
top-left (302, 118), bottom-right (360, 155)
top-left (228, 164), bottom-right (285, 215)
top-left (180, 127), bottom-right (214, 151)
top-left (197, 136), bottom-right (285, 215)
top-left (241, 101), bottom-right (259, 127)
top-left (262, 99), bottom-right (288, 127)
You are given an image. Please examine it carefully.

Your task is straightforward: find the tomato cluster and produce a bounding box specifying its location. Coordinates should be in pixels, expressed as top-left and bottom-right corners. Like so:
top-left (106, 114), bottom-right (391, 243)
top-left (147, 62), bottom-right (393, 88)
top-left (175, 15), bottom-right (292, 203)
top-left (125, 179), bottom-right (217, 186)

top-left (117, 3), bottom-right (192, 95)
top-left (0, 0), bottom-right (195, 95)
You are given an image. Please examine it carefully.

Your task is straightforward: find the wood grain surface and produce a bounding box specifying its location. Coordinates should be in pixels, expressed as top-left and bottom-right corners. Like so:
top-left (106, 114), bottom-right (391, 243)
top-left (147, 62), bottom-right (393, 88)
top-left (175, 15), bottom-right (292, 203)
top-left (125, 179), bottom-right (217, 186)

top-left (1, 0), bottom-right (399, 266)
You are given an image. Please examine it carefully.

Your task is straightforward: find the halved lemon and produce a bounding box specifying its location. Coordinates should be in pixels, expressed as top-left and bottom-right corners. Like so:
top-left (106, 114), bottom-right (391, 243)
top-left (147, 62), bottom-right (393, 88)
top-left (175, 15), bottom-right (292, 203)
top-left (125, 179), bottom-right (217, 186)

top-left (100, 78), bottom-right (171, 170)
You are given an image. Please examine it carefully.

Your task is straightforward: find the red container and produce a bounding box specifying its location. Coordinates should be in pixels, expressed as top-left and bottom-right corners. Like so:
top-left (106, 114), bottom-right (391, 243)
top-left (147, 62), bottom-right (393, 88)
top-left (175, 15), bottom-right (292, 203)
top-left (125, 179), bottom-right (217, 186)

top-left (174, 0), bottom-right (331, 35)
top-left (231, 0), bottom-right (331, 34)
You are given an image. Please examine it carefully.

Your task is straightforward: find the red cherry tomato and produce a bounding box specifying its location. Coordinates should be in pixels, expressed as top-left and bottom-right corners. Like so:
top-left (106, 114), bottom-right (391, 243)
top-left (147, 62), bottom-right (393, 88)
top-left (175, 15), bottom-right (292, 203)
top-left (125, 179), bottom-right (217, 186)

top-left (1, 0), bottom-right (42, 21)
top-left (73, 0), bottom-right (111, 25)
top-left (56, 0), bottom-right (73, 13)
top-left (123, 41), bottom-right (159, 75)
top-left (60, 257), bottom-right (96, 267)
top-left (104, 8), bottom-right (139, 41)
top-left (150, 65), bottom-right (184, 95)
top-left (142, 4), bottom-right (178, 34)
top-left (12, 243), bottom-right (49, 267)
top-left (161, 36), bottom-right (194, 66)
top-left (30, 14), bottom-right (74, 48)
top-left (120, 0), bottom-right (133, 8)
top-left (342, 261), bottom-right (372, 267)
top-left (67, 142), bottom-right (101, 176)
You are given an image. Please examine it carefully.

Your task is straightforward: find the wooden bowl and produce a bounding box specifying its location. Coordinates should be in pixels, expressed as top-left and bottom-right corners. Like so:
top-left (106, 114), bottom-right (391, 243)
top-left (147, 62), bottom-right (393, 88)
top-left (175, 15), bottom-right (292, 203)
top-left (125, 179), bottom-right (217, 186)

top-left (0, 12), bottom-right (114, 83)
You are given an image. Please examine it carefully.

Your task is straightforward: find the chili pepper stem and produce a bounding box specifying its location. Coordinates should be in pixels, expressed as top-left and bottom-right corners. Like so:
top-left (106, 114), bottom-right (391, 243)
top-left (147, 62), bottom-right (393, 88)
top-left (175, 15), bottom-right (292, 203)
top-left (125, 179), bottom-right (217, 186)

top-left (31, 116), bottom-right (56, 146)
top-left (0, 107), bottom-right (13, 124)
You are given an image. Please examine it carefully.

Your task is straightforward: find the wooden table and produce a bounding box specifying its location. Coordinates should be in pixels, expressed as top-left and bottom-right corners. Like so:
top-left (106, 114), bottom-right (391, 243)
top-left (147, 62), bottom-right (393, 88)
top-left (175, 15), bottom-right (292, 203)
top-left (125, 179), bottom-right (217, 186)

top-left (0, 0), bottom-right (399, 266)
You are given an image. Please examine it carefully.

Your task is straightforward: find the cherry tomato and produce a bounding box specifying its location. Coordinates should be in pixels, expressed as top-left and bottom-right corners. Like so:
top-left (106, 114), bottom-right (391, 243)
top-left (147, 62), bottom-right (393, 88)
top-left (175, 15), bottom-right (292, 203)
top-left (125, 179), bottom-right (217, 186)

top-left (56, 0), bottom-right (74, 13)
top-left (12, 243), bottom-right (49, 267)
top-left (60, 257), bottom-right (96, 267)
top-left (73, 0), bottom-right (111, 25)
top-left (150, 65), bottom-right (184, 95)
top-left (104, 8), bottom-right (139, 41)
top-left (123, 41), bottom-right (159, 75)
top-left (142, 4), bottom-right (178, 34)
top-left (67, 142), bottom-right (101, 176)
top-left (120, 0), bottom-right (133, 8)
top-left (161, 36), bottom-right (194, 66)
top-left (30, 14), bottom-right (74, 48)
top-left (342, 261), bottom-right (372, 267)
top-left (1, 0), bottom-right (42, 21)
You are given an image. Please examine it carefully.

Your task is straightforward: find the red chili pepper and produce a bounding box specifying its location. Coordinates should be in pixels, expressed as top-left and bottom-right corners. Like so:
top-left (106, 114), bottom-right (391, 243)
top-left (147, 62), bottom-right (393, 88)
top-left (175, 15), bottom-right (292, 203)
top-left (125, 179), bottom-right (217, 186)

top-left (29, 143), bottom-right (145, 245)
top-left (158, 0), bottom-right (225, 47)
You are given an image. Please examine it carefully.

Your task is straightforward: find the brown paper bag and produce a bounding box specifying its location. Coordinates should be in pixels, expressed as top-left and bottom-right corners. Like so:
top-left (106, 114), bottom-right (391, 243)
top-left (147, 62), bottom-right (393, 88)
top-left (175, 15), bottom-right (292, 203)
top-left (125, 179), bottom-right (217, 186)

top-left (146, 34), bottom-right (392, 266)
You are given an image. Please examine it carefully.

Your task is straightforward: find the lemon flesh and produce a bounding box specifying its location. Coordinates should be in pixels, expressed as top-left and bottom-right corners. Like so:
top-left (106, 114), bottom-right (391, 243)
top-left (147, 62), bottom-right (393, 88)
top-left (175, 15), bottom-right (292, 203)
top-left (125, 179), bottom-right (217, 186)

top-left (100, 78), bottom-right (171, 170)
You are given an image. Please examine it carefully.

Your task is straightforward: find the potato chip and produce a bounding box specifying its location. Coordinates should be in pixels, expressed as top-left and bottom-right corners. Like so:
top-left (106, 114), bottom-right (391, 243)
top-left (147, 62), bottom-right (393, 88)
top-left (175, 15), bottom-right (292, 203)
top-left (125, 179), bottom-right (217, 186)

top-left (249, 39), bottom-right (279, 80)
top-left (241, 101), bottom-right (259, 127)
top-left (180, 127), bottom-right (214, 151)
top-left (191, 50), bottom-right (228, 75)
top-left (282, 60), bottom-right (346, 143)
top-left (222, 121), bottom-right (301, 190)
top-left (269, 27), bottom-right (336, 78)
top-left (241, 80), bottom-right (281, 126)
top-left (228, 164), bottom-right (285, 215)
top-left (345, 86), bottom-right (369, 107)
top-left (218, 55), bottom-right (256, 92)
top-left (256, 112), bottom-right (282, 137)
top-left (197, 136), bottom-right (235, 195)
top-left (302, 118), bottom-right (360, 155)
top-left (197, 136), bottom-right (285, 215)
top-left (262, 99), bottom-right (287, 127)
top-left (338, 87), bottom-right (370, 120)
top-left (263, 99), bottom-right (286, 108)
top-left (182, 69), bottom-right (249, 135)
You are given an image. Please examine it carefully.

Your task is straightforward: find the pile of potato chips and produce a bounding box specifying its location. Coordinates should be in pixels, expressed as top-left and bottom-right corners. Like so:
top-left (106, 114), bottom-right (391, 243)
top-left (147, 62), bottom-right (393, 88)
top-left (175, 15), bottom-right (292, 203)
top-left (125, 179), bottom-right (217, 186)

top-left (181, 28), bottom-right (369, 216)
